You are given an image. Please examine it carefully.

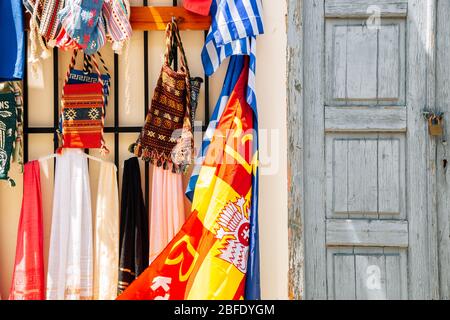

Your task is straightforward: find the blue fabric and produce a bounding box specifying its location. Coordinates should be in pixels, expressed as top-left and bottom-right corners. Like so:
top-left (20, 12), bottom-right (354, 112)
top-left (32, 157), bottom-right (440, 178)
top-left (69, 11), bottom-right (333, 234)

top-left (0, 1), bottom-right (25, 81)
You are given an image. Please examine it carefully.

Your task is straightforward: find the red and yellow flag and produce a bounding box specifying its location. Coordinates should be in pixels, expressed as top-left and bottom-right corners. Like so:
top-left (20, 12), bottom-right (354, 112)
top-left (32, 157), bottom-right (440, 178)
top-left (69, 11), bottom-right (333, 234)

top-left (117, 58), bottom-right (255, 300)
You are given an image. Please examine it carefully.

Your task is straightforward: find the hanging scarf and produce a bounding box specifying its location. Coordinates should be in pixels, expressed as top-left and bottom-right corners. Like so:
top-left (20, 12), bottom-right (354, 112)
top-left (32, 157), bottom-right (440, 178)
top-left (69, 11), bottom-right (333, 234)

top-left (118, 157), bottom-right (149, 295)
top-left (0, 88), bottom-right (17, 186)
top-left (131, 21), bottom-right (199, 174)
top-left (9, 161), bottom-right (45, 300)
top-left (46, 149), bottom-right (93, 300)
top-left (149, 165), bottom-right (186, 264)
top-left (93, 161), bottom-right (119, 300)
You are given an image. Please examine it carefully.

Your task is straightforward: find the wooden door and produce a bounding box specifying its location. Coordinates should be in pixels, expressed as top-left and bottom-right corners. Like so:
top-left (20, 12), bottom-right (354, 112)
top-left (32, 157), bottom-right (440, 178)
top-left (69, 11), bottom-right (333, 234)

top-left (303, 0), bottom-right (440, 300)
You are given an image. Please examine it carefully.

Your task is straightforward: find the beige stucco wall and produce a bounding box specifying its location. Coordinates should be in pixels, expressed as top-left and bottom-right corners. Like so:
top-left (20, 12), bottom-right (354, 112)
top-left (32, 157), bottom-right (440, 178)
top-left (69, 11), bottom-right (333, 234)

top-left (0, 0), bottom-right (288, 299)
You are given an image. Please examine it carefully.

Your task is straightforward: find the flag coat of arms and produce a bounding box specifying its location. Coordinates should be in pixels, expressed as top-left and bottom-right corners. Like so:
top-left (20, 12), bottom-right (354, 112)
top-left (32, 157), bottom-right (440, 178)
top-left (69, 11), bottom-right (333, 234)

top-left (117, 58), bottom-right (255, 300)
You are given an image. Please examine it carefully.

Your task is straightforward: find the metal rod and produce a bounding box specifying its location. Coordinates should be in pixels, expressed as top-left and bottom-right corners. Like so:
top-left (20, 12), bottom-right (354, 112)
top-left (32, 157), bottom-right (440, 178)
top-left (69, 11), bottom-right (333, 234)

top-left (114, 53), bottom-right (120, 170)
top-left (144, 0), bottom-right (150, 224)
top-left (23, 31), bottom-right (29, 163)
top-left (53, 48), bottom-right (59, 152)
top-left (203, 30), bottom-right (210, 132)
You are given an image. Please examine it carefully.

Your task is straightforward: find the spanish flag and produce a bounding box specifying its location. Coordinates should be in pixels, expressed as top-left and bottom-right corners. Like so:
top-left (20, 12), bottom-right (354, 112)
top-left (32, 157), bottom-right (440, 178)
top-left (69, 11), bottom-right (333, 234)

top-left (117, 57), bottom-right (256, 300)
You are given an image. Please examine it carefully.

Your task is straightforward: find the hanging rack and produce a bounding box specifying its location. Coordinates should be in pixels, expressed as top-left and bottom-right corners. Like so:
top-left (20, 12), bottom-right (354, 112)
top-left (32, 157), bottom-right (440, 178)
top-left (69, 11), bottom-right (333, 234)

top-left (25, 7), bottom-right (211, 31)
top-left (38, 149), bottom-right (108, 164)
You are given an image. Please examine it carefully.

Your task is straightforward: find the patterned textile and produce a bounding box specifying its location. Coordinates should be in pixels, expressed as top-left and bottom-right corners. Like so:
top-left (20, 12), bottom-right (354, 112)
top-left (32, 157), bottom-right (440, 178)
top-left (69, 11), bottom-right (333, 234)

top-left (183, 0), bottom-right (213, 16)
top-left (61, 82), bottom-right (105, 149)
top-left (102, 0), bottom-right (132, 53)
top-left (47, 149), bottom-right (94, 300)
top-left (132, 22), bottom-right (199, 173)
top-left (117, 58), bottom-right (255, 300)
top-left (58, 0), bottom-right (107, 54)
top-left (9, 161), bottom-right (45, 300)
top-left (0, 91), bottom-right (17, 185)
top-left (118, 157), bottom-right (149, 295)
top-left (60, 51), bottom-right (107, 152)
top-left (40, 0), bottom-right (64, 40)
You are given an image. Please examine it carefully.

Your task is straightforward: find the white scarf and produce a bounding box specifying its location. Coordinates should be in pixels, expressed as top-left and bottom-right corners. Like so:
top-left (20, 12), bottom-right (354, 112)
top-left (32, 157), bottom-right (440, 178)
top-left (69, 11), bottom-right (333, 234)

top-left (46, 149), bottom-right (93, 300)
top-left (93, 161), bottom-right (119, 300)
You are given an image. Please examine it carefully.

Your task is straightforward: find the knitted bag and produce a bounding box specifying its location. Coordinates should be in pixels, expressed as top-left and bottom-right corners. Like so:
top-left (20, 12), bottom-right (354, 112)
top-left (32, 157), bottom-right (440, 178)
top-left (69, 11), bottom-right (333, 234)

top-left (59, 51), bottom-right (108, 152)
top-left (0, 86), bottom-right (17, 186)
top-left (131, 21), bottom-right (201, 173)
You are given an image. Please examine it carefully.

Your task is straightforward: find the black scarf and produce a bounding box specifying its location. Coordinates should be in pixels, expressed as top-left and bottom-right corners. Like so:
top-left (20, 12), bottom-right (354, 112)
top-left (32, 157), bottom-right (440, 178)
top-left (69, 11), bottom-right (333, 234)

top-left (118, 157), bottom-right (149, 295)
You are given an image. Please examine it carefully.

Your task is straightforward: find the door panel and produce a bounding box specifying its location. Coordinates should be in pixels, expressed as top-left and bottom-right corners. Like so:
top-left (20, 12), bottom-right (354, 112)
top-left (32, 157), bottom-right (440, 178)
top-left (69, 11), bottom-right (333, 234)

top-left (303, 0), bottom-right (439, 299)
top-left (327, 248), bottom-right (407, 300)
top-left (326, 19), bottom-right (406, 106)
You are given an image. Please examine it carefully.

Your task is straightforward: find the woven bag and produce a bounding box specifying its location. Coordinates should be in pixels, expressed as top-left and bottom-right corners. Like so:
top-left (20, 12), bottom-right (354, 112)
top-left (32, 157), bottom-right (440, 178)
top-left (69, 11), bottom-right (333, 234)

top-left (131, 21), bottom-right (201, 173)
top-left (59, 50), bottom-right (108, 153)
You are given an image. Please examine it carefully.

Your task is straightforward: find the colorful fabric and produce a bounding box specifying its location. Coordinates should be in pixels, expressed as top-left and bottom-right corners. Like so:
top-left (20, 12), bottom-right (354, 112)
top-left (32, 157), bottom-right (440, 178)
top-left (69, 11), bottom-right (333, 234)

top-left (93, 161), bottom-right (119, 300)
top-left (0, 91), bottom-right (17, 185)
top-left (118, 157), bottom-right (149, 295)
top-left (117, 58), bottom-right (255, 300)
top-left (47, 149), bottom-right (94, 300)
top-left (68, 70), bottom-right (111, 106)
top-left (9, 161), bottom-right (45, 300)
top-left (103, 0), bottom-right (133, 53)
top-left (40, 0), bottom-right (64, 40)
top-left (61, 82), bottom-right (105, 150)
top-left (0, 1), bottom-right (25, 81)
top-left (58, 0), bottom-right (106, 54)
top-left (149, 165), bottom-right (186, 264)
top-left (191, 0), bottom-right (265, 300)
top-left (132, 22), bottom-right (197, 173)
top-left (183, 0), bottom-right (213, 16)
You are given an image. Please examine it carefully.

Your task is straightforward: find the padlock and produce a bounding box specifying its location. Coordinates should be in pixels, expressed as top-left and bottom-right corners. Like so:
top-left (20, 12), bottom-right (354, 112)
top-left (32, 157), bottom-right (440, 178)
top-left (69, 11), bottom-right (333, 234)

top-left (428, 116), bottom-right (444, 137)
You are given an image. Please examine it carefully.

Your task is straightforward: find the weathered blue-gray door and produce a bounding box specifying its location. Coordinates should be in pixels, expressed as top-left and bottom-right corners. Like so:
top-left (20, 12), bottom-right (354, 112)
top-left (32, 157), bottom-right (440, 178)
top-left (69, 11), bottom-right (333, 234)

top-left (301, 0), bottom-right (444, 300)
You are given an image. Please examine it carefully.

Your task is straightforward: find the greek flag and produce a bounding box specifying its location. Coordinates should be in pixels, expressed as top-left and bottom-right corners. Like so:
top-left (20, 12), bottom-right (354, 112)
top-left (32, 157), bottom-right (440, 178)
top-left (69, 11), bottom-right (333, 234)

top-left (202, 0), bottom-right (264, 114)
top-left (187, 0), bottom-right (264, 300)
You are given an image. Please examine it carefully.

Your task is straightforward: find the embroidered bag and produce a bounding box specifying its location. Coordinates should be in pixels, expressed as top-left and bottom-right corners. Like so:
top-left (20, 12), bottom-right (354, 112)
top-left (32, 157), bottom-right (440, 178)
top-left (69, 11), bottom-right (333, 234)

top-left (131, 21), bottom-right (200, 173)
top-left (59, 51), bottom-right (108, 152)
top-left (0, 85), bottom-right (17, 186)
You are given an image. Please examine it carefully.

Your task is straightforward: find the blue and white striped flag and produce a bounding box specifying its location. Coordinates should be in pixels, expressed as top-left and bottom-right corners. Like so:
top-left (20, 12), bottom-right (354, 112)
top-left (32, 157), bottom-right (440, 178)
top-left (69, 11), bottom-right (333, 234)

top-left (202, 0), bottom-right (264, 114)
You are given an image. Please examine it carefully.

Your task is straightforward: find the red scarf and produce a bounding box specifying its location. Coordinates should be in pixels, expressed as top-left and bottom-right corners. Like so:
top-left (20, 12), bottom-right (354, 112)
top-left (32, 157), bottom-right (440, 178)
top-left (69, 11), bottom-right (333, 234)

top-left (183, 0), bottom-right (213, 16)
top-left (9, 161), bottom-right (45, 300)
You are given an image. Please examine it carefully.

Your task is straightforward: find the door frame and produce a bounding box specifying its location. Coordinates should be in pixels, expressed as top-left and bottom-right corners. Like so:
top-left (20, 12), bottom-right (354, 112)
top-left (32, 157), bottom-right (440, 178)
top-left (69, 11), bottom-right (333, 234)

top-left (286, 0), bottom-right (449, 300)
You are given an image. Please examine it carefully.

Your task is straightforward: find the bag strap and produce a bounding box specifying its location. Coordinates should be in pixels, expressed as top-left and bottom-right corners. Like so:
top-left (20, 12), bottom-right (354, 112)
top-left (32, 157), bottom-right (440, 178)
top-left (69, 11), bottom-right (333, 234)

top-left (164, 21), bottom-right (190, 77)
top-left (63, 50), bottom-right (104, 88)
